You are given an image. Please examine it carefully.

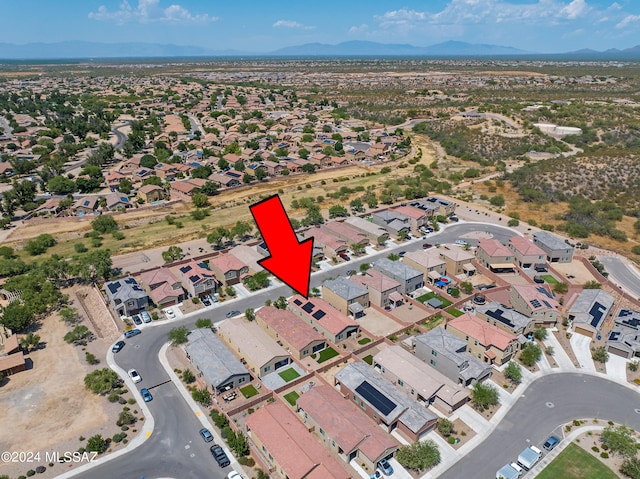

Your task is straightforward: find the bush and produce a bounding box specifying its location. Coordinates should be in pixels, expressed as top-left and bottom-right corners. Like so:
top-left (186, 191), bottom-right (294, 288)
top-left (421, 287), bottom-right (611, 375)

top-left (85, 352), bottom-right (100, 365)
top-left (86, 435), bottom-right (107, 453)
top-left (112, 432), bottom-right (127, 443)
top-left (437, 418), bottom-right (454, 437)
top-left (592, 346), bottom-right (609, 363)
top-left (395, 439), bottom-right (440, 471)
top-left (107, 392), bottom-right (120, 403)
top-left (471, 382), bottom-right (499, 409)
top-left (195, 318), bottom-right (213, 329)
top-left (520, 342), bottom-right (542, 366)
top-left (116, 411), bottom-right (136, 426)
top-left (182, 369), bottom-right (195, 383)
top-left (630, 360), bottom-right (639, 372)
top-left (447, 436), bottom-right (456, 444)
top-left (533, 327), bottom-right (548, 341)
top-left (26, 470), bottom-right (35, 477)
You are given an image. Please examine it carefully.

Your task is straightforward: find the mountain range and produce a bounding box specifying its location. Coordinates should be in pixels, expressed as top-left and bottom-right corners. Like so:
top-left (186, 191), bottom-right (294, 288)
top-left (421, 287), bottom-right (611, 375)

top-left (1, 40), bottom-right (640, 60)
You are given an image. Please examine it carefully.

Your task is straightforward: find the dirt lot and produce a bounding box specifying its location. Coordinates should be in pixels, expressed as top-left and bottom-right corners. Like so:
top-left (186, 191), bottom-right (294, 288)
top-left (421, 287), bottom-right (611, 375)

top-left (0, 291), bottom-right (136, 479)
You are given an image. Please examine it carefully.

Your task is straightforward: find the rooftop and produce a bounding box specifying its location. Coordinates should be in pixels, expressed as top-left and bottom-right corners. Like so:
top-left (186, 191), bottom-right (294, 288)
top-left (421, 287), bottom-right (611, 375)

top-left (256, 306), bottom-right (324, 351)
top-left (104, 276), bottom-right (148, 302)
top-left (477, 239), bottom-right (512, 258)
top-left (533, 231), bottom-right (573, 251)
top-left (209, 253), bottom-right (248, 273)
top-left (350, 269), bottom-right (401, 293)
top-left (447, 313), bottom-right (517, 350)
top-left (323, 276), bottom-right (369, 301)
top-left (218, 318), bottom-right (289, 369)
top-left (475, 301), bottom-right (533, 332)
top-left (508, 236), bottom-right (545, 257)
top-left (373, 258), bottom-right (423, 281)
top-left (289, 295), bottom-right (358, 336)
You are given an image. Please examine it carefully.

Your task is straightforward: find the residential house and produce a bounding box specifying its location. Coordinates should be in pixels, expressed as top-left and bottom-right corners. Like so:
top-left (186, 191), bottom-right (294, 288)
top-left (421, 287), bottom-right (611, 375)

top-left (104, 192), bottom-right (131, 211)
top-left (296, 385), bottom-right (399, 472)
top-left (306, 227), bottom-right (348, 258)
top-left (228, 245), bottom-right (264, 275)
top-left (72, 196), bottom-right (98, 216)
top-left (322, 277), bottom-right (370, 318)
top-left (322, 221), bottom-right (369, 248)
top-left (414, 328), bottom-right (493, 386)
top-left (508, 236), bottom-right (546, 269)
top-left (218, 318), bottom-right (291, 378)
top-left (392, 205), bottom-right (429, 234)
top-left (262, 160), bottom-right (285, 176)
top-left (138, 184), bottom-right (165, 203)
top-left (533, 231), bottom-right (574, 263)
top-left (344, 216), bottom-right (389, 245)
top-left (566, 289), bottom-right (614, 337)
top-left (184, 328), bottom-right (250, 394)
top-left (245, 402), bottom-right (351, 479)
top-left (104, 277), bottom-right (150, 317)
top-left (208, 172), bottom-right (240, 188)
top-left (373, 345), bottom-right (469, 413)
top-left (606, 309), bottom-right (640, 359)
top-left (132, 168), bottom-right (155, 184)
top-left (424, 196), bottom-right (456, 216)
top-left (177, 261), bottom-right (218, 298)
top-left (170, 180), bottom-right (200, 198)
top-left (0, 162), bottom-right (14, 177)
top-left (509, 284), bottom-right (560, 327)
top-left (289, 295), bottom-right (359, 343)
top-left (371, 210), bottom-right (411, 238)
top-left (155, 163), bottom-right (178, 181)
top-left (139, 267), bottom-right (185, 308)
top-left (403, 250), bottom-right (446, 285)
top-left (446, 313), bottom-right (519, 365)
top-left (119, 156), bottom-right (141, 174)
top-left (208, 253), bottom-right (250, 286)
top-left (351, 269), bottom-right (403, 308)
top-left (475, 239), bottom-right (516, 272)
top-left (373, 258), bottom-right (424, 294)
top-left (365, 143), bottom-right (390, 160)
top-left (256, 306), bottom-right (326, 360)
top-left (438, 247), bottom-right (476, 277)
top-left (474, 301), bottom-right (535, 337)
top-left (35, 197), bottom-right (62, 216)
top-left (334, 362), bottom-right (437, 441)
top-left (104, 170), bottom-right (126, 191)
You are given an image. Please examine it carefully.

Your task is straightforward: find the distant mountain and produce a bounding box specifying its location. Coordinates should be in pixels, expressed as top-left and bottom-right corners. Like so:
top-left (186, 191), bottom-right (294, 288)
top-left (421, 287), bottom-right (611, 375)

top-left (564, 44), bottom-right (640, 58)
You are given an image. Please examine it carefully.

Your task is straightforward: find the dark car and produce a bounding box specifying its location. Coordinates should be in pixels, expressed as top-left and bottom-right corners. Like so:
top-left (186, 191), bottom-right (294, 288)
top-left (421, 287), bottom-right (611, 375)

top-left (423, 243), bottom-right (432, 249)
top-left (140, 388), bottom-right (153, 402)
top-left (543, 435), bottom-right (560, 451)
top-left (210, 444), bottom-right (230, 467)
top-left (346, 270), bottom-right (356, 276)
top-left (202, 296), bottom-right (212, 307)
top-left (124, 329), bottom-right (141, 339)
top-left (339, 253), bottom-right (351, 261)
top-left (112, 340), bottom-right (125, 353)
top-left (199, 428), bottom-right (214, 442)
top-left (398, 251), bottom-right (407, 257)
top-left (449, 216), bottom-right (459, 222)
top-left (131, 314), bottom-right (142, 325)
top-left (226, 310), bottom-right (241, 318)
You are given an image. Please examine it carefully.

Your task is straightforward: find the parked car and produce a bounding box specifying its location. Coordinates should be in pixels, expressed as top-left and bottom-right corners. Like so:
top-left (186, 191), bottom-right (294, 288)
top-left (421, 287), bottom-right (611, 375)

top-left (210, 294), bottom-right (219, 303)
top-left (378, 458), bottom-right (394, 476)
top-left (422, 243), bottom-right (433, 249)
top-left (455, 239), bottom-right (468, 245)
top-left (339, 253), bottom-right (351, 261)
top-left (399, 251), bottom-right (407, 257)
top-left (199, 428), bottom-right (213, 442)
top-left (140, 311), bottom-right (152, 323)
top-left (543, 435), bottom-right (560, 451)
top-left (165, 309), bottom-right (176, 319)
top-left (226, 310), bottom-right (241, 318)
top-left (210, 444), bottom-right (230, 467)
top-left (140, 388), bottom-right (153, 402)
top-left (132, 314), bottom-right (142, 325)
top-left (124, 329), bottom-right (141, 339)
top-left (201, 296), bottom-right (212, 307)
top-left (450, 216), bottom-right (459, 222)
top-left (112, 340), bottom-right (125, 353)
top-left (128, 369), bottom-right (142, 383)
top-left (228, 472), bottom-right (244, 479)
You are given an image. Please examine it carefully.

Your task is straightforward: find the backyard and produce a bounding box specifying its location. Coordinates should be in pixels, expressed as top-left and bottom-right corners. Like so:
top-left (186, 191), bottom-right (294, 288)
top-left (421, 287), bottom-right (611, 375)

top-left (416, 292), bottom-right (453, 308)
top-left (239, 384), bottom-right (259, 398)
top-left (278, 367), bottom-right (301, 383)
top-left (316, 347), bottom-right (339, 363)
top-left (283, 391), bottom-right (299, 406)
top-left (536, 443), bottom-right (618, 479)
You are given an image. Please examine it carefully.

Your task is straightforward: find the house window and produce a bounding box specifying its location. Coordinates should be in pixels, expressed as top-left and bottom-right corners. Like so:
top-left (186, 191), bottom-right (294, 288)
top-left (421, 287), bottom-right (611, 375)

top-left (360, 401), bottom-right (366, 410)
top-left (373, 412), bottom-right (377, 419)
top-left (238, 377), bottom-right (245, 384)
top-left (474, 340), bottom-right (478, 346)
top-left (398, 380), bottom-right (404, 386)
top-left (432, 350), bottom-right (438, 357)
top-left (264, 366), bottom-right (271, 372)
top-left (262, 445), bottom-right (266, 453)
top-left (303, 349), bottom-right (308, 355)
top-left (353, 395), bottom-right (357, 402)
top-left (411, 389), bottom-right (414, 395)
top-left (319, 428), bottom-right (325, 436)
top-left (466, 336), bottom-right (469, 340)
top-left (430, 359), bottom-right (436, 366)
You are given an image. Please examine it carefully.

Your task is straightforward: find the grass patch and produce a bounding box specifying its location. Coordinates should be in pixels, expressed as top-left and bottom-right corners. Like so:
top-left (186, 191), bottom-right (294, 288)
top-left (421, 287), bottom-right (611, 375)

top-left (446, 307), bottom-right (464, 318)
top-left (363, 354), bottom-right (373, 365)
top-left (358, 337), bottom-right (372, 345)
top-left (278, 367), bottom-right (301, 382)
top-left (416, 292), bottom-right (436, 303)
top-left (239, 384), bottom-right (259, 398)
top-left (536, 443), bottom-right (618, 479)
top-left (283, 391), bottom-right (300, 406)
top-left (422, 314), bottom-right (444, 330)
top-left (317, 347), bottom-right (339, 363)
top-left (541, 274), bottom-right (559, 284)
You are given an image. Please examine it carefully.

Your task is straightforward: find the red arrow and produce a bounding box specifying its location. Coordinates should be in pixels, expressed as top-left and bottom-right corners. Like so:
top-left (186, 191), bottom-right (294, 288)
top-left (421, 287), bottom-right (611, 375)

top-left (250, 194), bottom-right (313, 298)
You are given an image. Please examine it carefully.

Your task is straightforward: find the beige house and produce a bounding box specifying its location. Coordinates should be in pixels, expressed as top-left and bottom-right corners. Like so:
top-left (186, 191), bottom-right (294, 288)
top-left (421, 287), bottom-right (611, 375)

top-left (322, 277), bottom-right (370, 318)
top-left (289, 295), bottom-right (359, 343)
top-left (438, 247), bottom-right (476, 277)
top-left (350, 269), bottom-right (403, 308)
top-left (508, 236), bottom-right (547, 269)
top-left (475, 239), bottom-right (516, 272)
top-left (509, 284), bottom-right (559, 327)
top-left (344, 216), bottom-right (390, 245)
top-left (403, 249), bottom-right (447, 284)
top-left (208, 254), bottom-right (250, 286)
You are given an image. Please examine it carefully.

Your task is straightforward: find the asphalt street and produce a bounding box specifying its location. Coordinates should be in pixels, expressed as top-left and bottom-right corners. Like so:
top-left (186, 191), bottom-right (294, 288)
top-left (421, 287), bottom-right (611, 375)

top-left (598, 256), bottom-right (640, 299)
top-left (440, 373), bottom-right (640, 479)
top-left (71, 222), bottom-right (525, 479)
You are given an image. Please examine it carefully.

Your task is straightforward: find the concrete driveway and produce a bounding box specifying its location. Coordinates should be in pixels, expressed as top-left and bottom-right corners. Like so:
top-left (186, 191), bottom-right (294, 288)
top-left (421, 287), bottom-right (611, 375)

top-left (606, 354), bottom-right (629, 383)
top-left (569, 333), bottom-right (596, 372)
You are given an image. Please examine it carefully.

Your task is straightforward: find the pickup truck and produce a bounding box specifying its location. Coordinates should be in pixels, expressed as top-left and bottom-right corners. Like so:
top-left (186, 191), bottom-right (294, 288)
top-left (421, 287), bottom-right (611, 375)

top-left (517, 445), bottom-right (543, 470)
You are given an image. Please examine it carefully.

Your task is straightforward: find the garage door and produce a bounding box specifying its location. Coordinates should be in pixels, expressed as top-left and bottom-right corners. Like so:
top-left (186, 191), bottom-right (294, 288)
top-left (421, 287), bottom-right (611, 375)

top-left (608, 346), bottom-right (630, 359)
top-left (574, 327), bottom-right (593, 338)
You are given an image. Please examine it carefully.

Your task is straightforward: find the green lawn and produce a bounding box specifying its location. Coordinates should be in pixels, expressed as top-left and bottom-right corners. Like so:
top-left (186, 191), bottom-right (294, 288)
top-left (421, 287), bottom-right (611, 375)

top-left (363, 354), bottom-right (373, 365)
top-left (284, 391), bottom-right (300, 406)
top-left (446, 307), bottom-right (464, 317)
top-left (317, 347), bottom-right (339, 363)
top-left (422, 314), bottom-right (445, 330)
top-left (541, 274), bottom-right (559, 284)
top-left (239, 384), bottom-right (259, 398)
top-left (278, 367), bottom-right (301, 382)
top-left (358, 337), bottom-right (372, 345)
top-left (537, 443), bottom-right (618, 479)
top-left (416, 292), bottom-right (453, 308)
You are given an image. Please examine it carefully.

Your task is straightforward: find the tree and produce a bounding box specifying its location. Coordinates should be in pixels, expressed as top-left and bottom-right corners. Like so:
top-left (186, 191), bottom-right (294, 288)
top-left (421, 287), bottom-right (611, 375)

top-left (140, 154), bottom-right (158, 169)
top-left (533, 327), bottom-right (548, 341)
top-left (601, 424), bottom-right (637, 457)
top-left (59, 305), bottom-right (80, 324)
top-left (231, 221), bottom-right (253, 240)
top-left (471, 381), bottom-right (499, 410)
top-left (84, 368), bottom-right (121, 395)
top-left (73, 249), bottom-right (113, 283)
top-left (91, 215), bottom-right (119, 234)
top-left (395, 440), bottom-right (440, 471)
top-left (388, 253), bottom-right (400, 261)
top-left (553, 282), bottom-right (569, 294)
top-left (47, 175), bottom-right (75, 195)
top-left (360, 263), bottom-right (371, 274)
top-left (592, 346), bottom-right (609, 363)
top-left (195, 318), bottom-right (213, 328)
top-left (489, 195), bottom-right (505, 207)
top-left (20, 332), bottom-right (40, 353)
top-left (0, 302), bottom-right (35, 332)
top-left (192, 193), bottom-right (209, 208)
top-left (350, 198), bottom-right (364, 213)
top-left (217, 158), bottom-right (229, 170)
top-left (620, 456), bottom-right (640, 479)
top-left (274, 296), bottom-right (287, 310)
top-left (207, 227), bottom-right (230, 248)
top-left (302, 162), bottom-right (315, 173)
top-left (200, 181), bottom-right (218, 196)
top-left (243, 271), bottom-right (270, 291)
top-left (255, 167), bottom-right (267, 181)
top-left (168, 326), bottom-right (189, 345)
top-left (504, 361), bottom-right (523, 384)
top-left (24, 233), bottom-right (56, 255)
top-left (245, 308), bottom-right (255, 321)
top-left (86, 434), bottom-right (107, 453)
top-left (584, 280), bottom-right (602, 289)
top-left (116, 410), bottom-right (136, 427)
top-left (329, 205), bottom-right (349, 218)
top-left (64, 325), bottom-right (94, 345)
top-left (520, 342), bottom-right (542, 366)
top-left (350, 243), bottom-right (366, 255)
top-left (162, 246), bottom-right (183, 263)
top-left (437, 418), bottom-right (454, 437)
top-left (192, 387), bottom-right (211, 405)
top-left (460, 281), bottom-right (473, 295)
top-left (118, 178), bottom-right (132, 194)
top-left (298, 148), bottom-right (310, 160)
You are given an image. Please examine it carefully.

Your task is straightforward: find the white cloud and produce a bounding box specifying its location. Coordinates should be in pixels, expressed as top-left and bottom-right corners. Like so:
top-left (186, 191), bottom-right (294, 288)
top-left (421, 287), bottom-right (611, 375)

top-left (559, 0), bottom-right (590, 20)
top-left (89, 0), bottom-right (217, 25)
top-left (348, 24), bottom-right (369, 34)
top-left (272, 20), bottom-right (315, 30)
top-left (616, 14), bottom-right (640, 29)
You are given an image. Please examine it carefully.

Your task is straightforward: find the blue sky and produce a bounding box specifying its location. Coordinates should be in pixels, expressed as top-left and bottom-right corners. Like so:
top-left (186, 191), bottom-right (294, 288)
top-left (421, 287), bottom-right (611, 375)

top-left (2, 0), bottom-right (640, 53)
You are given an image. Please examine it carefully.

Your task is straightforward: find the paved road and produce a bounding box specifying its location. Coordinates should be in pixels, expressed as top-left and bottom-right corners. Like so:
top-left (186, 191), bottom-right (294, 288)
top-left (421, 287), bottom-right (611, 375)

top-left (74, 223), bottom-right (516, 479)
top-left (112, 121), bottom-right (129, 150)
top-left (598, 256), bottom-right (640, 299)
top-left (440, 373), bottom-right (640, 479)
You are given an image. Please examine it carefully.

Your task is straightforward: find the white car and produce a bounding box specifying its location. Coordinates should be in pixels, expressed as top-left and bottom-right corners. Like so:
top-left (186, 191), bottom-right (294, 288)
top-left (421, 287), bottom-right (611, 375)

top-left (228, 472), bottom-right (244, 479)
top-left (165, 309), bottom-right (176, 319)
top-left (128, 368), bottom-right (142, 383)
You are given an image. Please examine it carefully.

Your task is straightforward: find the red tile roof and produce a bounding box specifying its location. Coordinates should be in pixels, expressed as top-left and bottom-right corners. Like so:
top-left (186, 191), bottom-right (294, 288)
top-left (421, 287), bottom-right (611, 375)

top-left (477, 239), bottom-right (512, 258)
top-left (256, 306), bottom-right (324, 351)
top-left (448, 313), bottom-right (517, 350)
top-left (392, 205), bottom-right (426, 220)
top-left (209, 253), bottom-right (247, 273)
top-left (289, 295), bottom-right (358, 337)
top-left (508, 236), bottom-right (545, 257)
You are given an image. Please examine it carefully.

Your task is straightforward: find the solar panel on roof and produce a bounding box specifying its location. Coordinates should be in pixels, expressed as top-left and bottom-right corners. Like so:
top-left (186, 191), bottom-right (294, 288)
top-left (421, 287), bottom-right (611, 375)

top-left (355, 381), bottom-right (396, 416)
top-left (609, 331), bottom-right (620, 341)
top-left (530, 299), bottom-right (542, 308)
top-left (124, 277), bottom-right (136, 284)
top-left (589, 301), bottom-right (608, 328)
top-left (106, 282), bottom-right (120, 294)
top-left (180, 265), bottom-right (192, 273)
top-left (227, 172), bottom-right (240, 178)
top-left (293, 299), bottom-right (302, 306)
top-left (302, 302), bottom-right (314, 313)
top-left (542, 300), bottom-right (552, 308)
top-left (312, 310), bottom-right (326, 320)
top-left (536, 287), bottom-right (552, 298)
top-left (620, 309), bottom-right (632, 317)
top-left (189, 275), bottom-right (201, 283)
top-left (83, 200), bottom-right (90, 206)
